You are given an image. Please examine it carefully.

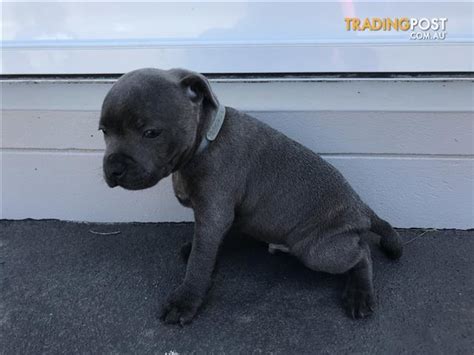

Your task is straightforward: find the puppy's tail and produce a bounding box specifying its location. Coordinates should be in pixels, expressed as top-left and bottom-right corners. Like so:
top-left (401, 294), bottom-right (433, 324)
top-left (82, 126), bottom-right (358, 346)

top-left (369, 213), bottom-right (403, 260)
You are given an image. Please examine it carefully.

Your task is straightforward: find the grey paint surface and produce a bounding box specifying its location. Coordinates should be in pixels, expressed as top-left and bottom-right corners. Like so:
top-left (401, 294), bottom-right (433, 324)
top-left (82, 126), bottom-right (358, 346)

top-left (1, 220), bottom-right (473, 354)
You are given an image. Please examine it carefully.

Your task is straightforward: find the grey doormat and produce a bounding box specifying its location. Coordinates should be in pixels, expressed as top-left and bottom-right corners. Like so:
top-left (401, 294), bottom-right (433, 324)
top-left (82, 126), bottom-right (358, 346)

top-left (1, 220), bottom-right (472, 354)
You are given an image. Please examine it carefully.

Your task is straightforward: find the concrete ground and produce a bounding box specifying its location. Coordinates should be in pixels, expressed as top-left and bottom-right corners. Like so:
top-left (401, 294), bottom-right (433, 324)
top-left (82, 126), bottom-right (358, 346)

top-left (1, 220), bottom-right (473, 354)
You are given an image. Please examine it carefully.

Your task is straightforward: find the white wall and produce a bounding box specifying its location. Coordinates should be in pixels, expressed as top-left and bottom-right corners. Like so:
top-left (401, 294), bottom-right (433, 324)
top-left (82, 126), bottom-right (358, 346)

top-left (1, 77), bottom-right (473, 228)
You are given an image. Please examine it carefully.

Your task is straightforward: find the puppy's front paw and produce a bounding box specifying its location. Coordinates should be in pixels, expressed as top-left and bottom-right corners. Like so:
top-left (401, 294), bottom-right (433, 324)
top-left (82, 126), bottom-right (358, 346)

top-left (342, 287), bottom-right (375, 319)
top-left (180, 241), bottom-right (192, 263)
top-left (160, 284), bottom-right (204, 325)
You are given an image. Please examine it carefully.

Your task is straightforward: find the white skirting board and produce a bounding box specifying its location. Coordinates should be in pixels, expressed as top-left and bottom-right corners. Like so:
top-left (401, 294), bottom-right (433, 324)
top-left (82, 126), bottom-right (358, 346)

top-left (1, 78), bottom-right (473, 228)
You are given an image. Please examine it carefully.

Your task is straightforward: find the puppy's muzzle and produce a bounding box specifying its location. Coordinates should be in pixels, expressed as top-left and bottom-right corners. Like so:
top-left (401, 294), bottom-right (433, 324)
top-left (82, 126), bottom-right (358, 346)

top-left (104, 153), bottom-right (133, 187)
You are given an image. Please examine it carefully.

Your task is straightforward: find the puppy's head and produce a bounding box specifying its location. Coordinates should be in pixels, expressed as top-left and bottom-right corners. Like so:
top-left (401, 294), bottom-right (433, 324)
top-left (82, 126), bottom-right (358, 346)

top-left (99, 68), bottom-right (218, 190)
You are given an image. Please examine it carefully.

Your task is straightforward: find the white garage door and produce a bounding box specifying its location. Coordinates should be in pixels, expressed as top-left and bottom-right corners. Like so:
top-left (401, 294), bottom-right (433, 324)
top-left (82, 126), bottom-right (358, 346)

top-left (1, 2), bottom-right (472, 74)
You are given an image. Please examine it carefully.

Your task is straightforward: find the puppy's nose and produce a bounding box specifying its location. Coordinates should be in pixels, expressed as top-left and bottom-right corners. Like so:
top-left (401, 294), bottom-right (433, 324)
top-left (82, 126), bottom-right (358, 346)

top-left (106, 153), bottom-right (128, 179)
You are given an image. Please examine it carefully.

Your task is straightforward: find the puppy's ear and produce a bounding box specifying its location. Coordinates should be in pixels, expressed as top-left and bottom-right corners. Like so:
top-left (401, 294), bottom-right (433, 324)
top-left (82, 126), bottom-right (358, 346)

top-left (179, 73), bottom-right (218, 108)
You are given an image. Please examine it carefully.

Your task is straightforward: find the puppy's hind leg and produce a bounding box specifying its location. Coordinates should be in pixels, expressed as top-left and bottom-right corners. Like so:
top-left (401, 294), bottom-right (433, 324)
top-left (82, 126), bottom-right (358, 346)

top-left (291, 232), bottom-right (375, 319)
top-left (342, 241), bottom-right (374, 319)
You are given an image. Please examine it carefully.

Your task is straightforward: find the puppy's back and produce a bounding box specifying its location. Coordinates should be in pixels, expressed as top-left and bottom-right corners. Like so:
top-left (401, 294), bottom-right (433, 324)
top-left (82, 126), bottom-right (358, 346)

top-left (217, 108), bottom-right (371, 239)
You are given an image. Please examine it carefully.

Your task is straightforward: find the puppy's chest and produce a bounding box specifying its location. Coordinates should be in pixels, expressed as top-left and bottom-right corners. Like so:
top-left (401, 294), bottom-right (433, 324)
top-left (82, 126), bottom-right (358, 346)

top-left (172, 172), bottom-right (192, 207)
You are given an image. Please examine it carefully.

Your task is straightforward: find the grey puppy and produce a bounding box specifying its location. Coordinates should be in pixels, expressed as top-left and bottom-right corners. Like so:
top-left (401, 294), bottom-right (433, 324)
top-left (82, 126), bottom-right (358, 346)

top-left (99, 68), bottom-right (402, 325)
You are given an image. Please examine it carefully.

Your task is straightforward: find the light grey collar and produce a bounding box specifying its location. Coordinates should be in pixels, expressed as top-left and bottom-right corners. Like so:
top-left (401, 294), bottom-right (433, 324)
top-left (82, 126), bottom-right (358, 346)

top-left (196, 103), bottom-right (226, 155)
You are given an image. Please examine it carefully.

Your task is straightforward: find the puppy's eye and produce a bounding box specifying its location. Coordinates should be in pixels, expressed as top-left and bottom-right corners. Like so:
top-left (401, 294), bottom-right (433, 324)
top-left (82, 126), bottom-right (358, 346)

top-left (143, 129), bottom-right (162, 139)
top-left (99, 128), bottom-right (108, 136)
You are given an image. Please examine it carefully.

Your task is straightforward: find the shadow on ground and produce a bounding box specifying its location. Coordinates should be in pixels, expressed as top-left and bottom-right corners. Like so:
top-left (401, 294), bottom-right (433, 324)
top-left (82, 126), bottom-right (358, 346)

top-left (0, 220), bottom-right (472, 353)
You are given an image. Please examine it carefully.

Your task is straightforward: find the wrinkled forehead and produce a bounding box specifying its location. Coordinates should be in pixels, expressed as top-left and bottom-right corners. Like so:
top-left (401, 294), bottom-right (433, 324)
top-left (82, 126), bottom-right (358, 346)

top-left (100, 73), bottom-right (181, 129)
